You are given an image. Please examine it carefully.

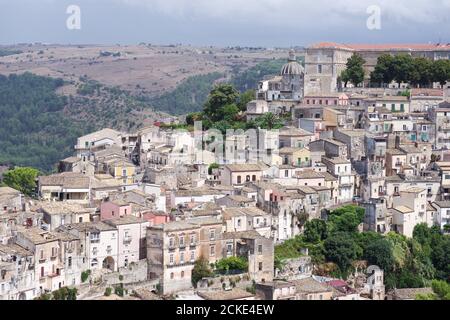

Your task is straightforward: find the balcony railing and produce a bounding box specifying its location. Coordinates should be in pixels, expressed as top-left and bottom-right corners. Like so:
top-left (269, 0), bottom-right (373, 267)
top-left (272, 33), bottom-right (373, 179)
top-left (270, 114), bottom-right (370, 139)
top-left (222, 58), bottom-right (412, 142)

top-left (167, 261), bottom-right (195, 268)
top-left (123, 236), bottom-right (132, 244)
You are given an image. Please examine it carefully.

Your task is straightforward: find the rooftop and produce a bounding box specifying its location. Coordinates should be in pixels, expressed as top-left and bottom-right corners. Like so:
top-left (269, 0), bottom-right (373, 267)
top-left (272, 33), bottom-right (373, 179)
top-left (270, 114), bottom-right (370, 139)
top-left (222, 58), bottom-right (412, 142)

top-left (38, 202), bottom-right (95, 215)
top-left (224, 163), bottom-right (268, 172)
top-left (197, 288), bottom-right (255, 300)
top-left (17, 227), bottom-right (62, 245)
top-left (39, 172), bottom-right (90, 189)
top-left (292, 277), bottom-right (332, 294)
top-left (150, 220), bottom-right (200, 232)
top-left (104, 215), bottom-right (146, 226)
top-left (394, 206), bottom-right (414, 214)
top-left (310, 42), bottom-right (450, 52)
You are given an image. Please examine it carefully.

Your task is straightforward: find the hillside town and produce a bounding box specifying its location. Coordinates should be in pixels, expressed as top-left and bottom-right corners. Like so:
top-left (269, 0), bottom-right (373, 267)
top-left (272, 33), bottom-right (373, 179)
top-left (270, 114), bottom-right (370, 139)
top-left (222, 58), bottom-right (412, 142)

top-left (1, 42), bottom-right (450, 301)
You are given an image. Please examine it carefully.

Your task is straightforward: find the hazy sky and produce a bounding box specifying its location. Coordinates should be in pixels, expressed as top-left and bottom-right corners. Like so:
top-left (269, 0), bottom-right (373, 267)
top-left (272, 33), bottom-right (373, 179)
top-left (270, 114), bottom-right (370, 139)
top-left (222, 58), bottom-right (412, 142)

top-left (1, 0), bottom-right (449, 46)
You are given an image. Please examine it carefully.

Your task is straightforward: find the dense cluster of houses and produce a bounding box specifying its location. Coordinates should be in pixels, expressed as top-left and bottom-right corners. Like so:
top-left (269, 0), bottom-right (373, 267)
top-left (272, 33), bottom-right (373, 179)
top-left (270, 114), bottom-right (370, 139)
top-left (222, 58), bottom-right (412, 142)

top-left (1, 47), bottom-right (450, 300)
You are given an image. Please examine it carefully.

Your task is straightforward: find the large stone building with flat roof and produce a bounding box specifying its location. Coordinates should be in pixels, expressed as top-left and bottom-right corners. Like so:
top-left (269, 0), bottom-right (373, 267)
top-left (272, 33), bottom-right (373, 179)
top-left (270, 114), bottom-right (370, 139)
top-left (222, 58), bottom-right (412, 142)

top-left (305, 42), bottom-right (450, 95)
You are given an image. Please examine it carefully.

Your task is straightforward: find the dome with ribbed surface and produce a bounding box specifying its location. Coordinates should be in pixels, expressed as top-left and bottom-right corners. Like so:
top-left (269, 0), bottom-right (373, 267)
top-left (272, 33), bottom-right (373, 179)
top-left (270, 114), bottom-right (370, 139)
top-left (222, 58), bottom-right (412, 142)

top-left (281, 50), bottom-right (304, 75)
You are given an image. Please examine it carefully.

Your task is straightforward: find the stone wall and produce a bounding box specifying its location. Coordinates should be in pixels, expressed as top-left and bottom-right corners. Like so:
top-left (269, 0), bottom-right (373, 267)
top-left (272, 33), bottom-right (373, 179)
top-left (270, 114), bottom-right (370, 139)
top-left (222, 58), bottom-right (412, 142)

top-left (103, 260), bottom-right (148, 285)
top-left (197, 273), bottom-right (252, 292)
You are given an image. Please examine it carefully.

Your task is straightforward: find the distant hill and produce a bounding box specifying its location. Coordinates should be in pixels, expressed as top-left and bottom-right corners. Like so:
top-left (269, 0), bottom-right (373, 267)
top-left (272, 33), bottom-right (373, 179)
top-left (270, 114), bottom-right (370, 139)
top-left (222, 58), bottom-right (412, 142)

top-left (0, 73), bottom-right (169, 172)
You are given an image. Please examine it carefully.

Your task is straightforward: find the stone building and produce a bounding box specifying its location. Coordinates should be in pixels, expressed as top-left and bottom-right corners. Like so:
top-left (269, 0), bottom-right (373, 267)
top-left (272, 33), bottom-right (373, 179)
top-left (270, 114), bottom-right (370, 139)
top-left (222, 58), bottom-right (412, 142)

top-left (305, 42), bottom-right (450, 94)
top-left (257, 50), bottom-right (304, 103)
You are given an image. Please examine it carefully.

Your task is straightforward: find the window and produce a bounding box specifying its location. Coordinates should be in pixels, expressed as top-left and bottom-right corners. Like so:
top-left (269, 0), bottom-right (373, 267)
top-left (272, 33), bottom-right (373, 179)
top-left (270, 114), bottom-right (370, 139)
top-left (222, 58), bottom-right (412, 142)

top-left (285, 170), bottom-right (289, 177)
top-left (41, 267), bottom-right (44, 278)
top-left (68, 257), bottom-right (72, 268)
top-left (210, 245), bottom-right (215, 257)
top-left (190, 251), bottom-right (195, 262)
top-left (169, 237), bottom-right (175, 247)
top-left (181, 271), bottom-right (185, 278)
top-left (237, 176), bottom-right (242, 184)
top-left (169, 254), bottom-right (174, 265)
top-left (237, 219), bottom-right (241, 227)
top-left (209, 229), bottom-right (215, 241)
top-left (252, 175), bottom-right (256, 181)
top-left (190, 234), bottom-right (195, 245)
top-left (179, 236), bottom-right (185, 247)
top-left (259, 262), bottom-right (263, 271)
top-left (170, 273), bottom-right (174, 279)
top-left (246, 175), bottom-right (251, 182)
top-left (318, 65), bottom-right (322, 74)
top-left (180, 252), bottom-right (185, 264)
top-left (258, 245), bottom-right (263, 254)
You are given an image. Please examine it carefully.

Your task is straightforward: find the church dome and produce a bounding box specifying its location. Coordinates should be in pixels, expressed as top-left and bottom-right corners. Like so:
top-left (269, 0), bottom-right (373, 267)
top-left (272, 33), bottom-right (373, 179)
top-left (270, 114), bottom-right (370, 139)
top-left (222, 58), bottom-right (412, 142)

top-left (281, 50), bottom-right (304, 75)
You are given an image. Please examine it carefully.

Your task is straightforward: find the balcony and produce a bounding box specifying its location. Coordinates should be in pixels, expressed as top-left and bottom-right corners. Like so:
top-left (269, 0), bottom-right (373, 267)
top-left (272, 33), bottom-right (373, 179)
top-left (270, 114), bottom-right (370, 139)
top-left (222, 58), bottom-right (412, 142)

top-left (167, 261), bottom-right (195, 268)
top-left (189, 242), bottom-right (198, 248)
top-left (123, 236), bottom-right (132, 244)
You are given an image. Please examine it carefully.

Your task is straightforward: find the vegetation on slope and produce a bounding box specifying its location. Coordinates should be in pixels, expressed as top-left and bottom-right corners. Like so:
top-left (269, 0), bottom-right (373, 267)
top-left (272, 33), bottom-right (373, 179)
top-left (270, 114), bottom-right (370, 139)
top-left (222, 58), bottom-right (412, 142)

top-left (0, 73), bottom-right (88, 172)
top-left (146, 72), bottom-right (225, 115)
top-left (275, 205), bottom-right (450, 289)
top-left (0, 49), bottom-right (23, 57)
top-left (231, 57), bottom-right (305, 92)
top-left (0, 72), bottom-right (169, 172)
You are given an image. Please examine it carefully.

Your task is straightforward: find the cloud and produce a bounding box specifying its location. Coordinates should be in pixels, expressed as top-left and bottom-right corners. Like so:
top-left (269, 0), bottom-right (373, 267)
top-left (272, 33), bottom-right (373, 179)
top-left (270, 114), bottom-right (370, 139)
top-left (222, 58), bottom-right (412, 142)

top-left (118, 0), bottom-right (450, 26)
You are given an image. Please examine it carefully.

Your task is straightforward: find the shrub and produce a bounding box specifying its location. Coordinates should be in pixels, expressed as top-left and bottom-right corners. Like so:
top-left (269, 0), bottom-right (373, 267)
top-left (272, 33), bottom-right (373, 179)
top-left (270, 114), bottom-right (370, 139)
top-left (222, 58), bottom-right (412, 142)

top-left (215, 257), bottom-right (248, 274)
top-left (81, 270), bottom-right (91, 283)
top-left (114, 284), bottom-right (125, 297)
top-left (104, 287), bottom-right (112, 297)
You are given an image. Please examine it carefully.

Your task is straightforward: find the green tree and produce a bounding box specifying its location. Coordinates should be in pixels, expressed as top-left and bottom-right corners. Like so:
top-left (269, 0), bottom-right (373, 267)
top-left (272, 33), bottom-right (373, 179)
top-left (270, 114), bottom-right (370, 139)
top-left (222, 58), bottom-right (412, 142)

top-left (392, 54), bottom-right (415, 86)
top-left (2, 167), bottom-right (40, 197)
top-left (343, 54), bottom-right (366, 87)
top-left (255, 112), bottom-right (283, 130)
top-left (340, 71), bottom-right (350, 88)
top-left (327, 205), bottom-right (365, 233)
top-left (370, 54), bottom-right (395, 86)
top-left (186, 112), bottom-right (203, 126)
top-left (237, 90), bottom-right (255, 112)
top-left (364, 238), bottom-right (395, 272)
top-left (304, 219), bottom-right (328, 243)
top-left (413, 223), bottom-right (433, 247)
top-left (431, 59), bottom-right (450, 86)
top-left (430, 233), bottom-right (450, 281)
top-left (215, 257), bottom-right (248, 273)
top-left (191, 257), bottom-right (213, 287)
top-left (416, 280), bottom-right (450, 300)
top-left (208, 163), bottom-right (220, 175)
top-left (323, 232), bottom-right (362, 275)
top-left (412, 57), bottom-right (433, 87)
top-left (203, 84), bottom-right (240, 122)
